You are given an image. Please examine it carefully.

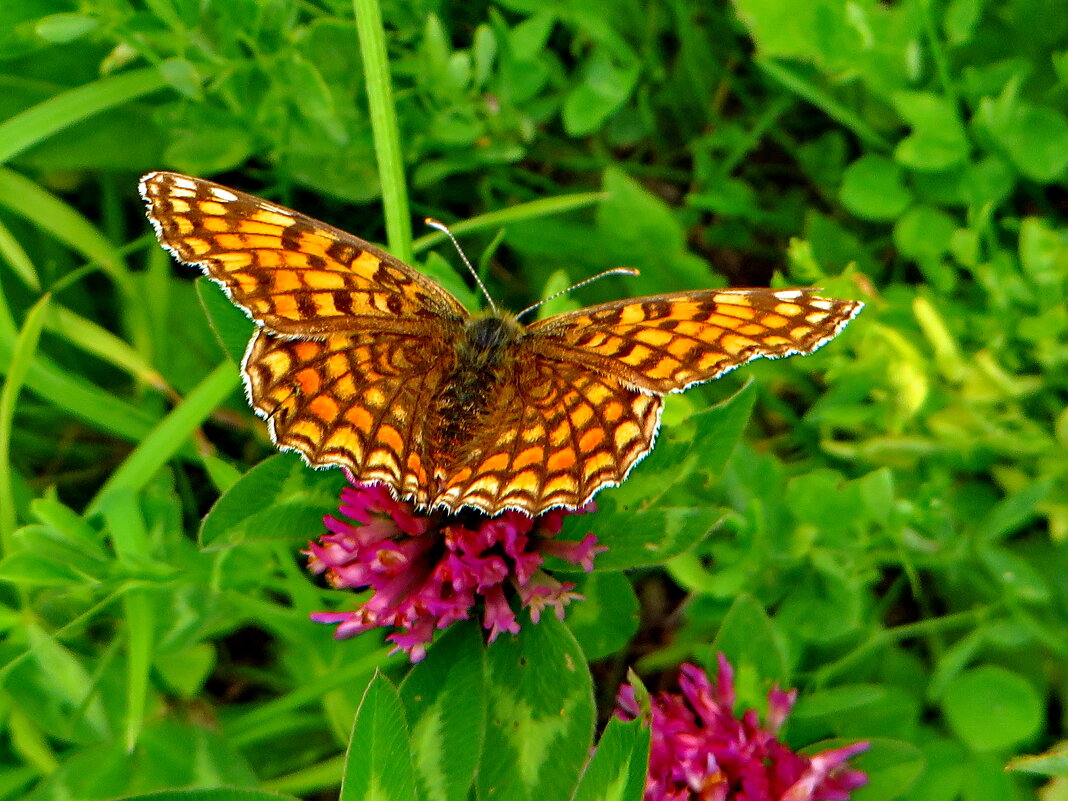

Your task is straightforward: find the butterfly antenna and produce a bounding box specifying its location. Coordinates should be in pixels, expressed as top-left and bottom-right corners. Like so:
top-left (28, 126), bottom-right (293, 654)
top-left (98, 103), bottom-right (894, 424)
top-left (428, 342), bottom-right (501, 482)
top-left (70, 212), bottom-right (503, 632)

top-left (425, 218), bottom-right (498, 315)
top-left (515, 267), bottom-right (640, 321)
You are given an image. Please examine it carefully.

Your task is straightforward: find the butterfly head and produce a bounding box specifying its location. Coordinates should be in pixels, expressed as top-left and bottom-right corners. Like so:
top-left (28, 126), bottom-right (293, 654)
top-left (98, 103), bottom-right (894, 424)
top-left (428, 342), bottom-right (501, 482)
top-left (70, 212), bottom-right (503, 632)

top-left (460, 312), bottom-right (522, 370)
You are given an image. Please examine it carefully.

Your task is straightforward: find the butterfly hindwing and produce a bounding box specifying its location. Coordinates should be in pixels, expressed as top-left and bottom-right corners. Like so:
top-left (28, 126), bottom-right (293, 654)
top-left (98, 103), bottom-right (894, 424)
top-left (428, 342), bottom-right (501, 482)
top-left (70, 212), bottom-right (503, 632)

top-left (244, 328), bottom-right (460, 502)
top-left (431, 354), bottom-right (662, 514)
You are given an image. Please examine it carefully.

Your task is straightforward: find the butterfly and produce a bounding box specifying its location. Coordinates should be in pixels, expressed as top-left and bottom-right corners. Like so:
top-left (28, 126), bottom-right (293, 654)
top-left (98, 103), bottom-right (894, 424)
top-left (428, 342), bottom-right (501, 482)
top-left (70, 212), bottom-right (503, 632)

top-left (140, 171), bottom-right (863, 516)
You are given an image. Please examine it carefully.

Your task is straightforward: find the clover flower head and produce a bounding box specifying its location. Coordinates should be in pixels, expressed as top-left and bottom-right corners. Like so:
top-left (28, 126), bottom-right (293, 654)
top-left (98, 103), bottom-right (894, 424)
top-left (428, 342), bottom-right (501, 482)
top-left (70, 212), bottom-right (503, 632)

top-left (307, 475), bottom-right (605, 661)
top-left (617, 655), bottom-right (869, 801)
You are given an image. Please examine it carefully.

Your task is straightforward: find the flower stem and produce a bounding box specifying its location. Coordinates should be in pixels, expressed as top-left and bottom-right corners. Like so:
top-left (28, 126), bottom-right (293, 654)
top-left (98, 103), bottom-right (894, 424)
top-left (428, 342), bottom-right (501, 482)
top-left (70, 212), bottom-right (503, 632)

top-left (353, 0), bottom-right (412, 264)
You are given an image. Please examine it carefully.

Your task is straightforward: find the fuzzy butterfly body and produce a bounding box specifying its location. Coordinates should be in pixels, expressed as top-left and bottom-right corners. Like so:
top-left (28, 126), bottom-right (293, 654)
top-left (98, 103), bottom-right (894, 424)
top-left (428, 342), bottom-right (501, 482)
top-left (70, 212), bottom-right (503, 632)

top-left (140, 171), bottom-right (863, 515)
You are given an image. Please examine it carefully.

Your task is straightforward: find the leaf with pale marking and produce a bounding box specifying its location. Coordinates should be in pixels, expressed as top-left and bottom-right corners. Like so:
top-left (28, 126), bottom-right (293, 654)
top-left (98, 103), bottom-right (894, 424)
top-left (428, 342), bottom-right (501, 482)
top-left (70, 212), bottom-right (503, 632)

top-left (400, 623), bottom-right (486, 801)
top-left (478, 615), bottom-right (594, 801)
top-left (340, 672), bottom-right (419, 801)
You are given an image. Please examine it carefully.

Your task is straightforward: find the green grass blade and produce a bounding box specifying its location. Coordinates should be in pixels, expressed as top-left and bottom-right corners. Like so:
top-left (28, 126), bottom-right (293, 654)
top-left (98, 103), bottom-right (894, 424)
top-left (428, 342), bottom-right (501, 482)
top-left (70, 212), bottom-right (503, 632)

top-left (0, 335), bottom-right (163, 444)
top-left (411, 192), bottom-right (606, 254)
top-left (354, 0), bottom-right (412, 263)
top-left (86, 362), bottom-right (239, 517)
top-left (0, 293), bottom-right (51, 549)
top-left (0, 67), bottom-right (167, 164)
top-left (0, 167), bottom-right (151, 357)
top-left (0, 217), bottom-right (40, 291)
top-left (46, 304), bottom-right (165, 387)
top-left (122, 586), bottom-right (154, 751)
top-left (757, 59), bottom-right (892, 151)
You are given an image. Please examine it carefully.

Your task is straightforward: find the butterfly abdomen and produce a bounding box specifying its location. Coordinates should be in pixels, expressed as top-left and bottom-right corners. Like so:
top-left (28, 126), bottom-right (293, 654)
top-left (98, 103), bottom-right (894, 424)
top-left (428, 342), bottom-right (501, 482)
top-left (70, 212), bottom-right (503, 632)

top-left (430, 314), bottom-right (523, 461)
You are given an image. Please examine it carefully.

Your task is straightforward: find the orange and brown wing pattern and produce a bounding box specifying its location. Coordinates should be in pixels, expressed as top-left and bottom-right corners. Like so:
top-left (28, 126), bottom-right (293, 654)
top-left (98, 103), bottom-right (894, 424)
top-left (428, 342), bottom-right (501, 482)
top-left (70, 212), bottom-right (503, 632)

top-left (527, 289), bottom-right (863, 394)
top-left (244, 327), bottom-right (458, 502)
top-left (139, 171), bottom-right (468, 336)
top-left (430, 356), bottom-right (662, 514)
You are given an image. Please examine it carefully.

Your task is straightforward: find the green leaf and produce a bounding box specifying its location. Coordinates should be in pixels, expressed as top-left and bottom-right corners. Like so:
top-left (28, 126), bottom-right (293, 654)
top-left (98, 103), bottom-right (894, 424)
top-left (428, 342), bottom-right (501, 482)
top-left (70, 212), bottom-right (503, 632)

top-left (1007, 742), bottom-right (1068, 776)
top-left (564, 571), bottom-right (639, 660)
top-left (582, 506), bottom-right (722, 570)
top-left (196, 278), bottom-right (255, 364)
top-left (571, 715), bottom-right (650, 801)
top-left (710, 594), bottom-right (788, 685)
top-left (848, 738), bottom-right (925, 801)
top-left (0, 215), bottom-right (39, 290)
top-left (977, 545), bottom-right (1050, 603)
top-left (941, 666), bottom-right (1042, 751)
top-left (92, 791), bottom-right (299, 801)
top-left (978, 477), bottom-right (1054, 542)
top-left (198, 453), bottom-right (347, 548)
top-left (479, 616), bottom-right (594, 801)
top-left (0, 549), bottom-right (88, 585)
top-left (906, 738), bottom-right (965, 801)
top-left (562, 50), bottom-right (639, 136)
top-left (595, 168), bottom-right (713, 293)
top-left (400, 623), bottom-right (486, 801)
top-left (340, 672), bottom-right (419, 801)
top-left (977, 90), bottom-right (1068, 182)
top-left (892, 91), bottom-right (969, 171)
top-left (164, 126), bottom-right (254, 176)
top-left (1018, 217), bottom-right (1068, 290)
top-left (608, 383), bottom-right (756, 511)
top-left (154, 644), bottom-right (216, 699)
top-left (33, 13), bottom-right (99, 43)
top-left (21, 624), bottom-right (110, 737)
top-left (30, 498), bottom-right (107, 560)
top-left (27, 721), bottom-right (259, 798)
top-left (159, 58), bottom-right (204, 101)
top-left (284, 57), bottom-right (345, 143)
top-left (841, 155), bottom-right (912, 221)
top-left (893, 206), bottom-right (958, 261)
top-left (123, 588), bottom-right (155, 750)
top-left (943, 0), bottom-right (983, 43)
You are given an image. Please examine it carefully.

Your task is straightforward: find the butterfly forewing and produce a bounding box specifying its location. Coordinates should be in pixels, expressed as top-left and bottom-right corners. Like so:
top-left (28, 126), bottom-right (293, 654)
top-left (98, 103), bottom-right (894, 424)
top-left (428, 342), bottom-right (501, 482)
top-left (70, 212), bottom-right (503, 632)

top-left (139, 171), bottom-right (467, 336)
top-left (527, 289), bottom-right (863, 394)
top-left (142, 171), bottom-right (863, 516)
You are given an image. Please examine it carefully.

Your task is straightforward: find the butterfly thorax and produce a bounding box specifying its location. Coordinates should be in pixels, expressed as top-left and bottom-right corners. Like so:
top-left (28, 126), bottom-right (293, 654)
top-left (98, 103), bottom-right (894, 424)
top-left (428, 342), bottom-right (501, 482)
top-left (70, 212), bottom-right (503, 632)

top-left (431, 312), bottom-right (523, 462)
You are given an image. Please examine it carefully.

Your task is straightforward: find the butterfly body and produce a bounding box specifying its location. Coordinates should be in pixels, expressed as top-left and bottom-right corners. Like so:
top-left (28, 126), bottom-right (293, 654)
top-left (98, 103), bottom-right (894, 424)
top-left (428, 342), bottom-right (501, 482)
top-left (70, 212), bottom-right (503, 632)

top-left (434, 313), bottom-right (522, 458)
top-left (141, 171), bottom-right (863, 516)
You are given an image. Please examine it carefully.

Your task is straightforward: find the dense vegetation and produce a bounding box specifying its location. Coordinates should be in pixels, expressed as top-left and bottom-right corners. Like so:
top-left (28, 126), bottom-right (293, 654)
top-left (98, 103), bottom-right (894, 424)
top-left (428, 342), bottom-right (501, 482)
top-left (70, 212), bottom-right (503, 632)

top-left (1, 1), bottom-right (1065, 799)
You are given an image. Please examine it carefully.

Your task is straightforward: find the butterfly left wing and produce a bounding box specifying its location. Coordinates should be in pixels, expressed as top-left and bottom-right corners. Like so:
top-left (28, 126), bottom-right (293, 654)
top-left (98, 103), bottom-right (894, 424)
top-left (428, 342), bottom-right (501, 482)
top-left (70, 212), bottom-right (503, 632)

top-left (245, 326), bottom-right (460, 504)
top-left (139, 171), bottom-right (468, 336)
top-left (525, 288), bottom-right (863, 393)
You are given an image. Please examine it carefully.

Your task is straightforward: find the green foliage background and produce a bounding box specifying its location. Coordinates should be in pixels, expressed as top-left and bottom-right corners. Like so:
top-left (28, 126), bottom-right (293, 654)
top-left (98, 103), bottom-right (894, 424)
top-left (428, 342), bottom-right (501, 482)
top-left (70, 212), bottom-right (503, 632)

top-left (1, 0), bottom-right (1066, 799)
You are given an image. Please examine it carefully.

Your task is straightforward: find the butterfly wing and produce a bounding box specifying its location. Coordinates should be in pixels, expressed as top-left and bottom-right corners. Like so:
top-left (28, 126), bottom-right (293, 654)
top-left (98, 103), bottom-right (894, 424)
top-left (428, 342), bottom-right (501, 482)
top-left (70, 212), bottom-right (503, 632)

top-left (431, 288), bottom-right (862, 514)
top-left (246, 327), bottom-right (460, 503)
top-left (430, 355), bottom-right (662, 514)
top-left (526, 288), bottom-right (863, 393)
top-left (139, 171), bottom-right (468, 336)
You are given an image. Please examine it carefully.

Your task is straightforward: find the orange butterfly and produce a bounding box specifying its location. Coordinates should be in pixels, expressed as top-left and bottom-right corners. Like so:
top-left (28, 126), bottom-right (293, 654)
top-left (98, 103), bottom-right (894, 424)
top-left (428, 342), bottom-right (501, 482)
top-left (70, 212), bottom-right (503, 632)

top-left (141, 172), bottom-right (862, 515)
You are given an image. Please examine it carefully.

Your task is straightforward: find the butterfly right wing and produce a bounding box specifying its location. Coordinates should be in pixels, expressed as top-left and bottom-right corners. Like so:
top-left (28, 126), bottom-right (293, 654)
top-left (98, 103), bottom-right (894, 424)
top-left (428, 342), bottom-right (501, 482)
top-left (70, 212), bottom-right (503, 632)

top-left (245, 326), bottom-right (461, 504)
top-left (429, 355), bottom-right (662, 515)
top-left (140, 171), bottom-right (468, 336)
top-left (429, 287), bottom-right (862, 515)
top-left (526, 288), bottom-right (863, 393)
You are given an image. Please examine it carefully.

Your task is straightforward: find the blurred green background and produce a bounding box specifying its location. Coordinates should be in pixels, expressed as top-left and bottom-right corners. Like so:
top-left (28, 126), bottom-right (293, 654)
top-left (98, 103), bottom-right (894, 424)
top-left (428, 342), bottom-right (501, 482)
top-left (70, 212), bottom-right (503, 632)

top-left (0, 0), bottom-right (1066, 799)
